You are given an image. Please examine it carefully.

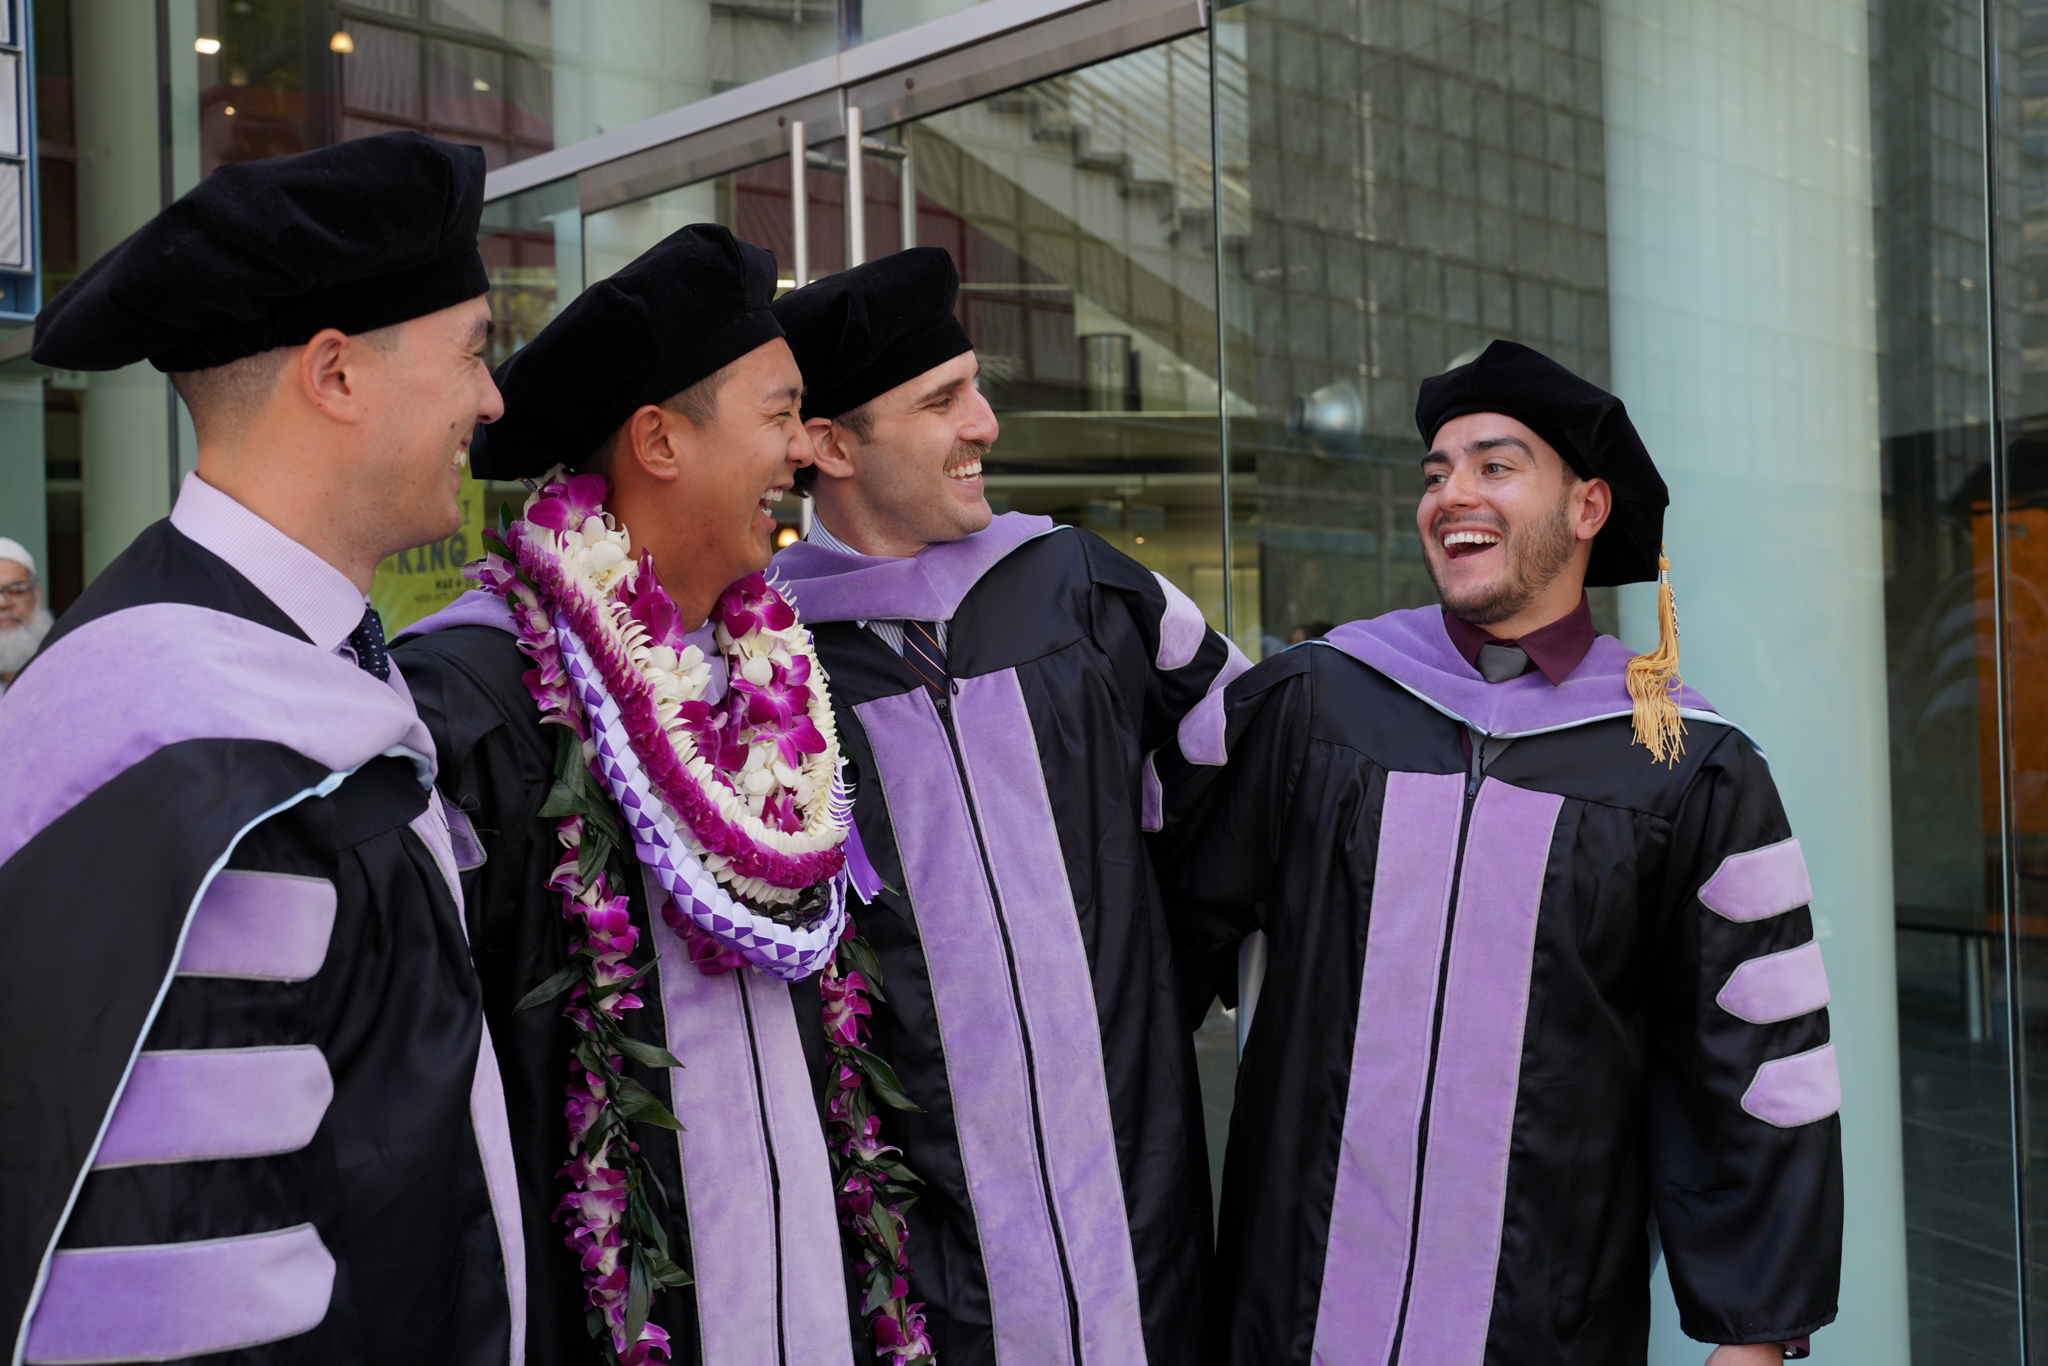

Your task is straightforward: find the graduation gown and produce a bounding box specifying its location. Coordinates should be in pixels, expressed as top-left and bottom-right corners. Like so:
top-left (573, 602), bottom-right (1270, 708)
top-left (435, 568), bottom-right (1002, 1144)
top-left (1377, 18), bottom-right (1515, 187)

top-left (0, 521), bottom-right (520, 1366)
top-left (1151, 606), bottom-right (1844, 1365)
top-left (771, 513), bottom-right (1247, 1366)
top-left (393, 594), bottom-right (853, 1366)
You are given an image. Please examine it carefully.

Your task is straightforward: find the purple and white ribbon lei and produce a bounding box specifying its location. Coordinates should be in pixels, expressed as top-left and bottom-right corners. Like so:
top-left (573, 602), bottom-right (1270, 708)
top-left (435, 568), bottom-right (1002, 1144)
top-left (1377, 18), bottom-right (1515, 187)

top-left (558, 613), bottom-right (848, 981)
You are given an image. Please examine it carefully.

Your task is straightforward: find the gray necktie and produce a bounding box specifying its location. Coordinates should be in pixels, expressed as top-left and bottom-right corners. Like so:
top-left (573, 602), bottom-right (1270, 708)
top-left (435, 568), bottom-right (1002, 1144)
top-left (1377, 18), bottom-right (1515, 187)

top-left (1476, 641), bottom-right (1533, 684)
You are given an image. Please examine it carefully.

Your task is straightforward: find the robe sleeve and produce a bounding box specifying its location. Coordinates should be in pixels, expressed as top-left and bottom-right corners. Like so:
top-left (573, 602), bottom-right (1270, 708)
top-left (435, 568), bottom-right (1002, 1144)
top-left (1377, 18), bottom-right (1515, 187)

top-left (1149, 650), bottom-right (1319, 1024)
top-left (1077, 533), bottom-right (1251, 824)
top-left (1647, 729), bottom-right (1844, 1346)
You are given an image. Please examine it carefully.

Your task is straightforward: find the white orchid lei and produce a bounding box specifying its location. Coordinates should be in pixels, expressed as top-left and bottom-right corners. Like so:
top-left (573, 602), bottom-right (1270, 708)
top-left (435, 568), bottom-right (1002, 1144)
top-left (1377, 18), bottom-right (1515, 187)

top-left (471, 467), bottom-right (933, 1365)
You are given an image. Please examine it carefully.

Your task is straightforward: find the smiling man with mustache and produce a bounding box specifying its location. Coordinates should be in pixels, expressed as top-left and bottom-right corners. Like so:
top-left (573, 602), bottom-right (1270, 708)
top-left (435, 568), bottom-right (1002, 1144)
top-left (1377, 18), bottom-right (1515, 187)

top-left (0, 133), bottom-right (524, 1365)
top-left (770, 247), bottom-right (1247, 1366)
top-left (1154, 341), bottom-right (1843, 1365)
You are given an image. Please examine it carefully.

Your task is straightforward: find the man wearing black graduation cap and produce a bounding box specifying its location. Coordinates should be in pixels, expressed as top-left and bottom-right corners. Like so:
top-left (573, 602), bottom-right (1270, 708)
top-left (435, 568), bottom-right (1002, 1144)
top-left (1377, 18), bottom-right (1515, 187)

top-left (0, 132), bottom-right (523, 1363)
top-left (1151, 341), bottom-right (1844, 1364)
top-left (391, 224), bottom-right (863, 1366)
top-left (769, 247), bottom-right (1246, 1366)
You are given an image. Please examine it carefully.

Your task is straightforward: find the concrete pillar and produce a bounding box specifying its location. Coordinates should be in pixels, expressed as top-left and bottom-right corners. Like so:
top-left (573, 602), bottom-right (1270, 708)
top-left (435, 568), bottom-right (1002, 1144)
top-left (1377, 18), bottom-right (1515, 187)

top-left (72, 0), bottom-right (169, 579)
top-left (0, 375), bottom-right (44, 570)
top-left (1600, 1), bottom-right (1910, 1361)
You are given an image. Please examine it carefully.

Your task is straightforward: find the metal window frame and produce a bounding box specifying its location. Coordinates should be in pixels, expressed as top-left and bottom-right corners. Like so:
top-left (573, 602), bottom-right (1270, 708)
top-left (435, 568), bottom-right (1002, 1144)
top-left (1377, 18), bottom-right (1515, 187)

top-left (483, 0), bottom-right (1207, 215)
top-left (0, 0), bottom-right (36, 324)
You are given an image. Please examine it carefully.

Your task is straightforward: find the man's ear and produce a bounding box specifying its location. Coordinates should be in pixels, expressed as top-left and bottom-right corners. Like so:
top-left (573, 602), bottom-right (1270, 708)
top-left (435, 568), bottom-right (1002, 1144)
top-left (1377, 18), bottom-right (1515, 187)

top-left (805, 417), bottom-right (858, 479)
top-left (1573, 476), bottom-right (1613, 542)
top-left (625, 404), bottom-right (684, 485)
top-left (298, 328), bottom-right (367, 424)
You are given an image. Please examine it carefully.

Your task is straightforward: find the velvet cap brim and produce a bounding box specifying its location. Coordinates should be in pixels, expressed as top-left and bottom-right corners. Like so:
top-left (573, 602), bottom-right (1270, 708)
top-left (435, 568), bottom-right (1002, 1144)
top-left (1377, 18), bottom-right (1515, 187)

top-left (33, 131), bottom-right (489, 374)
top-left (771, 247), bottom-right (973, 421)
top-left (802, 314), bottom-right (973, 420)
top-left (468, 223), bottom-right (785, 481)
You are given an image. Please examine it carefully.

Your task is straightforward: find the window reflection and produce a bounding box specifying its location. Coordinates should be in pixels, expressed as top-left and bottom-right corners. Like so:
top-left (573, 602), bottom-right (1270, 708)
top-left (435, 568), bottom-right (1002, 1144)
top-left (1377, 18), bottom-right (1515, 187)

top-left (187, 0), bottom-right (980, 177)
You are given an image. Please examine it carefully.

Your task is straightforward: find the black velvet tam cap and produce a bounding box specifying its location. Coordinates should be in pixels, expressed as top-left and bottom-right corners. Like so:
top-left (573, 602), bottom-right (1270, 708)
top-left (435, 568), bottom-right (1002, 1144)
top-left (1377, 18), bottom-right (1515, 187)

top-left (771, 247), bottom-right (973, 421)
top-left (1416, 339), bottom-right (1670, 587)
top-left (468, 223), bottom-right (784, 480)
top-left (33, 132), bottom-right (488, 374)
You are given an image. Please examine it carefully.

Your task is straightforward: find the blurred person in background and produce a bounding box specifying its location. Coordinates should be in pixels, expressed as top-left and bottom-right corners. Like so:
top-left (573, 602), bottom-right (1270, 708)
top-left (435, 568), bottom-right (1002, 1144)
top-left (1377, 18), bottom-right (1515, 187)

top-left (0, 539), bottom-right (50, 694)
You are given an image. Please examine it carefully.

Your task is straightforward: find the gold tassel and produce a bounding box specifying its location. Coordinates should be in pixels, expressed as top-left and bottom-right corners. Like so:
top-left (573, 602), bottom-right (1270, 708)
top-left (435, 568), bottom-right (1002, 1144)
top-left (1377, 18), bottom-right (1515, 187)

top-left (1625, 547), bottom-right (1686, 766)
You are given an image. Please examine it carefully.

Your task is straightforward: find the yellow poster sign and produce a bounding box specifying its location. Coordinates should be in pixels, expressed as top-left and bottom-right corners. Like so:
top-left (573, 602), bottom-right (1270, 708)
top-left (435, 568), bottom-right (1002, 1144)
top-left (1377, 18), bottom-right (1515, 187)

top-left (371, 474), bottom-right (485, 635)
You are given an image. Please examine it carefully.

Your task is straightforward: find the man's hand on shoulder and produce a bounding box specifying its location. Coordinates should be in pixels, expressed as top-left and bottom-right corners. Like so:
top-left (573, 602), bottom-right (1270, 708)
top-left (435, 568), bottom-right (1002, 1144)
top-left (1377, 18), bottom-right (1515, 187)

top-left (1706, 1345), bottom-right (1787, 1364)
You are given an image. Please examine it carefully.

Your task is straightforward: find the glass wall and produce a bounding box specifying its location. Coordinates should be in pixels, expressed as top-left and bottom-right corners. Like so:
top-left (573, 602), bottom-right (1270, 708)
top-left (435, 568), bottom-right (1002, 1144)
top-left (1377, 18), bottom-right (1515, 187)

top-left (126, 0), bottom-right (2048, 1352)
top-left (1211, 0), bottom-right (1992, 1359)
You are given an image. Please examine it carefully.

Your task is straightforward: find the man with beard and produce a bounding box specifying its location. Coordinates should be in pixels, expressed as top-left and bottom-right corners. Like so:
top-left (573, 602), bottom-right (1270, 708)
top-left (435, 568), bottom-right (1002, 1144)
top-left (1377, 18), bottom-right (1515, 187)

top-left (0, 133), bottom-right (523, 1364)
top-left (770, 247), bottom-right (1245, 1366)
top-left (392, 224), bottom-right (862, 1366)
top-left (1153, 341), bottom-right (1843, 1364)
top-left (0, 540), bottom-right (51, 694)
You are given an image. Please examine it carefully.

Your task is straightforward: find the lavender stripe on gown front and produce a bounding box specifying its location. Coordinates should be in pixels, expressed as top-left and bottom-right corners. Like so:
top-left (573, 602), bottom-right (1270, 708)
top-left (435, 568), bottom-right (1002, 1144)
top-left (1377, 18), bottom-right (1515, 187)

top-left (1399, 780), bottom-right (1561, 1364)
top-left (1310, 770), bottom-right (1465, 1365)
top-left (649, 868), bottom-right (851, 1366)
top-left (856, 673), bottom-right (1147, 1366)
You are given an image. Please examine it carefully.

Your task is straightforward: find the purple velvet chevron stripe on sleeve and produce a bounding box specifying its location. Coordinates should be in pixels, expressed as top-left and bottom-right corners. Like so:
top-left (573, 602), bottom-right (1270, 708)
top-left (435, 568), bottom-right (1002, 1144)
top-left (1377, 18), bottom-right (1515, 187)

top-left (174, 871), bottom-right (337, 982)
top-left (1311, 770), bottom-right (1467, 1365)
top-left (1698, 838), bottom-right (1812, 923)
top-left (1717, 941), bottom-right (1831, 1024)
top-left (650, 882), bottom-right (853, 1366)
top-left (1151, 573), bottom-right (1208, 670)
top-left (23, 1224), bottom-right (336, 1363)
top-left (948, 670), bottom-right (1148, 1364)
top-left (0, 602), bottom-right (438, 867)
top-left (773, 513), bottom-right (1063, 624)
top-left (1398, 780), bottom-right (1562, 1364)
top-left (1741, 1044), bottom-right (1842, 1128)
top-left (1174, 632), bottom-right (1255, 767)
top-left (93, 1047), bottom-right (333, 1169)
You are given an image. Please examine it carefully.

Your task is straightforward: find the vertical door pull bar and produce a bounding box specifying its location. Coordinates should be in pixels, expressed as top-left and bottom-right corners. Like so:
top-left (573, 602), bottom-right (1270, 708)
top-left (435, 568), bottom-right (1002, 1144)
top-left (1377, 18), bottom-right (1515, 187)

top-left (790, 119), bottom-right (809, 289)
top-left (898, 131), bottom-right (915, 251)
top-left (845, 104), bottom-right (866, 267)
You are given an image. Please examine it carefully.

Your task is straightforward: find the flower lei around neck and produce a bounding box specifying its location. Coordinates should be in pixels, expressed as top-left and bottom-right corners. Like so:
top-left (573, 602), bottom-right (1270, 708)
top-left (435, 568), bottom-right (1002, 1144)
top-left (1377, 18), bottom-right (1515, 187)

top-left (471, 467), bottom-right (934, 1365)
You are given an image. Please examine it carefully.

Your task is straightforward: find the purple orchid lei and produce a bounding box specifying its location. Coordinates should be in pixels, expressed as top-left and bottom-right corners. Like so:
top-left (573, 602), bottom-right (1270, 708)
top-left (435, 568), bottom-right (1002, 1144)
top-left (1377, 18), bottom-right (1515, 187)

top-left (472, 468), bottom-right (933, 1364)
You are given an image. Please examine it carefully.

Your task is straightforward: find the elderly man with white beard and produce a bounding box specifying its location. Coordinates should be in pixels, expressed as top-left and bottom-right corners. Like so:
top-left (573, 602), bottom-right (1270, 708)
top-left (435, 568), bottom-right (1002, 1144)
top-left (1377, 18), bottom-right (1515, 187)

top-left (0, 540), bottom-right (51, 695)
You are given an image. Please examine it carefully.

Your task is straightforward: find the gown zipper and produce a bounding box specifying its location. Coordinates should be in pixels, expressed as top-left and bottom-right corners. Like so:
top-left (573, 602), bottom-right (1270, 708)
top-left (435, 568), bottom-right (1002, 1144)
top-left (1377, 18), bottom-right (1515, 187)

top-left (932, 687), bottom-right (1087, 1365)
top-left (1386, 732), bottom-right (1488, 1364)
top-left (734, 970), bottom-right (789, 1365)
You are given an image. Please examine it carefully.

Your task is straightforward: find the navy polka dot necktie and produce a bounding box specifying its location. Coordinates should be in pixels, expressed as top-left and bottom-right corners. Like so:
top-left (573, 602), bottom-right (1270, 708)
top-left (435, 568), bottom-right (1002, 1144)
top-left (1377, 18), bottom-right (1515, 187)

top-left (348, 605), bottom-right (390, 682)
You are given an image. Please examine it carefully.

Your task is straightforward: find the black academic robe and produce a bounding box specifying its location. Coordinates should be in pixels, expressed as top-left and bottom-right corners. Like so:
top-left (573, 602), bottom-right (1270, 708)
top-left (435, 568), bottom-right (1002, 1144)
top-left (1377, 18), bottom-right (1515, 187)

top-left (1152, 607), bottom-right (1844, 1366)
top-left (772, 514), bottom-right (1245, 1366)
top-left (395, 603), bottom-right (855, 1366)
top-left (0, 521), bottom-right (515, 1366)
